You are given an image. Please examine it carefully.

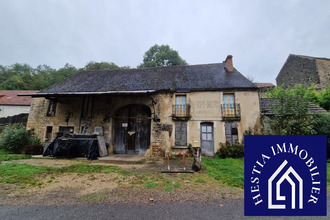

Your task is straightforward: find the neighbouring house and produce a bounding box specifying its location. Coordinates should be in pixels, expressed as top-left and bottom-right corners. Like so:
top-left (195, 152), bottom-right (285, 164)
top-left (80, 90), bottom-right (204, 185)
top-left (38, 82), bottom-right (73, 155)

top-left (260, 98), bottom-right (328, 134)
top-left (24, 55), bottom-right (260, 157)
top-left (276, 54), bottom-right (330, 89)
top-left (0, 90), bottom-right (38, 120)
top-left (255, 83), bottom-right (275, 97)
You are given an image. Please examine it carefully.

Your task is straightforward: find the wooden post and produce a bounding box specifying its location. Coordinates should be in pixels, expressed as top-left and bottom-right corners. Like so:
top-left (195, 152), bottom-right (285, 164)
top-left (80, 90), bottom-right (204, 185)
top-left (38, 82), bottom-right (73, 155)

top-left (183, 153), bottom-right (186, 170)
top-left (192, 147), bottom-right (201, 171)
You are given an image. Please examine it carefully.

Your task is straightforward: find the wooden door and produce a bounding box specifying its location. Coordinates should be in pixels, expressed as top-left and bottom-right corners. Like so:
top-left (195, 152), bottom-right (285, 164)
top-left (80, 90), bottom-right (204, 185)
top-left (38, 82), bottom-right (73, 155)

top-left (114, 104), bottom-right (151, 154)
top-left (201, 123), bottom-right (214, 156)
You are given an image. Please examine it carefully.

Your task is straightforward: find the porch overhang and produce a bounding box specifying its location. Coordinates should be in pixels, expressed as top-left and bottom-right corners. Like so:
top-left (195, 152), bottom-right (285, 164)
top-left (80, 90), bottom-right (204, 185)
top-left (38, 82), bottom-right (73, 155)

top-left (18, 90), bottom-right (156, 98)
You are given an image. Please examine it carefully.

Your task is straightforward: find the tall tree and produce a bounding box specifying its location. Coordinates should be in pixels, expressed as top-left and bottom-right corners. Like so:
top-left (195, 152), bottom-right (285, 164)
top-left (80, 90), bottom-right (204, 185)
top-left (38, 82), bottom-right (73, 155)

top-left (0, 63), bottom-right (33, 85)
top-left (138, 44), bottom-right (187, 68)
top-left (83, 61), bottom-right (120, 71)
top-left (319, 86), bottom-right (330, 111)
top-left (50, 63), bottom-right (78, 86)
top-left (10, 63), bottom-right (34, 75)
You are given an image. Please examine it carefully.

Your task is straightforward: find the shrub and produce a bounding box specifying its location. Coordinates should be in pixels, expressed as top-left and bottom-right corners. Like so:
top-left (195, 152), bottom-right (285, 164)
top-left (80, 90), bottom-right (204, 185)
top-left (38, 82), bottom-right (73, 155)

top-left (216, 141), bottom-right (244, 159)
top-left (0, 125), bottom-right (41, 153)
top-left (311, 113), bottom-right (330, 158)
top-left (215, 129), bottom-right (259, 159)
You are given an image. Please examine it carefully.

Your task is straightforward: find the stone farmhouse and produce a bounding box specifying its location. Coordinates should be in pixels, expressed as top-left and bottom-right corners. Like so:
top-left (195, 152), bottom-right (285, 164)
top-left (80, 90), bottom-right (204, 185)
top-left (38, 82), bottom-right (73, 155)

top-left (276, 54), bottom-right (330, 89)
top-left (25, 56), bottom-right (260, 157)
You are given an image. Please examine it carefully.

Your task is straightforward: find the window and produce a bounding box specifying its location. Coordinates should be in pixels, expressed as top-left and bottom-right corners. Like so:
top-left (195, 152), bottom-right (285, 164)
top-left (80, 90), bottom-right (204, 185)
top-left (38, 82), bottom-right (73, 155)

top-left (175, 121), bottom-right (187, 146)
top-left (45, 126), bottom-right (53, 142)
top-left (175, 95), bottom-right (187, 117)
top-left (201, 125), bottom-right (213, 141)
top-left (82, 97), bottom-right (94, 118)
top-left (223, 93), bottom-right (235, 117)
top-left (225, 122), bottom-right (238, 143)
top-left (46, 99), bottom-right (57, 117)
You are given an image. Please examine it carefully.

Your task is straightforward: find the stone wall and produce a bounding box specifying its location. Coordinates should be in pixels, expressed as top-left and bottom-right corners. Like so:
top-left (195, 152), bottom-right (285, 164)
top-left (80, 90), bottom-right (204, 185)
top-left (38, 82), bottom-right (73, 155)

top-left (27, 90), bottom-right (260, 156)
top-left (276, 55), bottom-right (321, 89)
top-left (316, 59), bottom-right (330, 89)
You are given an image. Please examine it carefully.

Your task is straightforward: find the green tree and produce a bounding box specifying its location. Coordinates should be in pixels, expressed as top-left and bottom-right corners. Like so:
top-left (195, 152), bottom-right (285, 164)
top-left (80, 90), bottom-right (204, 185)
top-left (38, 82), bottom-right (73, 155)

top-left (10, 63), bottom-right (34, 75)
top-left (0, 63), bottom-right (78, 90)
top-left (270, 84), bottom-right (329, 111)
top-left (319, 86), bottom-right (330, 110)
top-left (266, 86), bottom-right (316, 135)
top-left (49, 63), bottom-right (78, 86)
top-left (0, 65), bottom-right (12, 84)
top-left (0, 63), bottom-right (33, 85)
top-left (83, 61), bottom-right (120, 71)
top-left (138, 44), bottom-right (187, 68)
top-left (0, 75), bottom-right (26, 90)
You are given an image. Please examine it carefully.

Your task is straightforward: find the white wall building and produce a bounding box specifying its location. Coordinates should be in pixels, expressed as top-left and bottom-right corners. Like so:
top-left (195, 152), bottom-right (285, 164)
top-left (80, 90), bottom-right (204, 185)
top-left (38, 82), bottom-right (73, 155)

top-left (0, 90), bottom-right (38, 118)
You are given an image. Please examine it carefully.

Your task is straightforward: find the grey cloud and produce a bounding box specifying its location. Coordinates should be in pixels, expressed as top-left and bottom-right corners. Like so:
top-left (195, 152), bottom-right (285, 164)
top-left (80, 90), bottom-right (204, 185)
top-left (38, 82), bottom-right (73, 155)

top-left (0, 0), bottom-right (329, 84)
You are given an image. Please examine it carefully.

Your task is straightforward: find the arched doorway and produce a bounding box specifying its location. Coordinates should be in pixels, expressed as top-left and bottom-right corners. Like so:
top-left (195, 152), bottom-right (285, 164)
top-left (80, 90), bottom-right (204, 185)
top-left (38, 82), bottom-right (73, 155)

top-left (114, 104), bottom-right (151, 154)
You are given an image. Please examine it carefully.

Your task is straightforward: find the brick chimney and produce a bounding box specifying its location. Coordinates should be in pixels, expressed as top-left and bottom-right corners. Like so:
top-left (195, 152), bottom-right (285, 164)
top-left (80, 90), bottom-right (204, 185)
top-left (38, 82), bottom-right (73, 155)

top-left (224, 55), bottom-right (234, 73)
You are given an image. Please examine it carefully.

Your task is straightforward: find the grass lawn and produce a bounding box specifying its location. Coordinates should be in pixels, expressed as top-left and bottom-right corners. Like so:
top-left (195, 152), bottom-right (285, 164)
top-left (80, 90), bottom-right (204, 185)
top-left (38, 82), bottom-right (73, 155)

top-left (0, 163), bottom-right (51, 186)
top-left (0, 151), bottom-right (329, 190)
top-left (202, 157), bottom-right (244, 188)
top-left (0, 163), bottom-right (133, 187)
top-left (0, 149), bottom-right (31, 163)
top-left (203, 157), bottom-right (330, 189)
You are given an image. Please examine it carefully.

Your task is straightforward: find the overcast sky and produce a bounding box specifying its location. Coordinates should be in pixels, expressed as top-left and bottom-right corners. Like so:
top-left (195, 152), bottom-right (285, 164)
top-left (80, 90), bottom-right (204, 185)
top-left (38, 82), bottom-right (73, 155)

top-left (0, 0), bottom-right (329, 84)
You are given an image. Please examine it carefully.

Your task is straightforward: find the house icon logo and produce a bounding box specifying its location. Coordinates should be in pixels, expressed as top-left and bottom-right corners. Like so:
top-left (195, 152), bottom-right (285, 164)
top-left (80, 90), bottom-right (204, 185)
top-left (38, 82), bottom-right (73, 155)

top-left (244, 135), bottom-right (327, 216)
top-left (268, 160), bottom-right (303, 210)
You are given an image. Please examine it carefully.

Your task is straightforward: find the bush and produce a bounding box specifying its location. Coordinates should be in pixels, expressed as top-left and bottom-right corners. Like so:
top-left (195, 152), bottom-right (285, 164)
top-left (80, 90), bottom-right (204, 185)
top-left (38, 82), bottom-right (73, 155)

top-left (215, 129), bottom-right (259, 159)
top-left (215, 141), bottom-right (244, 159)
top-left (311, 113), bottom-right (330, 158)
top-left (0, 125), bottom-right (41, 153)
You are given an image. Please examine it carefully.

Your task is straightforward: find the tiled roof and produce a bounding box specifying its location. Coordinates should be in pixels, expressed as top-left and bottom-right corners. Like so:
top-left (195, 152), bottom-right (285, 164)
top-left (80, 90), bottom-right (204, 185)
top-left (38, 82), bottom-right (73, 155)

top-left (0, 90), bottom-right (38, 105)
top-left (260, 98), bottom-right (328, 115)
top-left (255, 83), bottom-right (275, 88)
top-left (39, 63), bottom-right (258, 95)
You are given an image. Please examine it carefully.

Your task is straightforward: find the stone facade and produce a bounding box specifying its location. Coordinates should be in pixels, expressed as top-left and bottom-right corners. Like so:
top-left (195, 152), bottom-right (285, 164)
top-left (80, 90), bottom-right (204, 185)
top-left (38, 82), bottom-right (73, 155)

top-left (27, 90), bottom-right (260, 157)
top-left (276, 54), bottom-right (330, 89)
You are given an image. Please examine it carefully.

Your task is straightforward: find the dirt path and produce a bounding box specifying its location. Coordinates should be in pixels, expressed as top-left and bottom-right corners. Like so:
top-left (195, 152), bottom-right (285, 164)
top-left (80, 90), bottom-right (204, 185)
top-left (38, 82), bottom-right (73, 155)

top-left (0, 158), bottom-right (243, 205)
